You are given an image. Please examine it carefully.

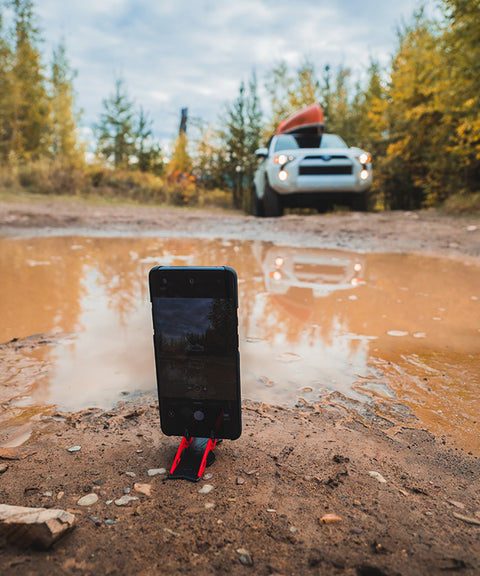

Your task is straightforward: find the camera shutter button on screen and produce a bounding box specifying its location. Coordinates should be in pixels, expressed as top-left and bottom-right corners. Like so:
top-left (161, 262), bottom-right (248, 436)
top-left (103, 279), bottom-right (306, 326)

top-left (194, 410), bottom-right (205, 421)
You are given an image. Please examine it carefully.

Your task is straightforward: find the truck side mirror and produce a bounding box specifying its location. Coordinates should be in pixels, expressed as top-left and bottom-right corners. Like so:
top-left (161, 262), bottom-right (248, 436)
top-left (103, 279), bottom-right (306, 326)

top-left (255, 148), bottom-right (268, 158)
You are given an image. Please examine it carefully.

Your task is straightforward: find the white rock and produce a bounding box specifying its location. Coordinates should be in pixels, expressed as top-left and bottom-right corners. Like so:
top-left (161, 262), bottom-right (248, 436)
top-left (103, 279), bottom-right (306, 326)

top-left (147, 468), bottom-right (166, 477)
top-left (368, 471), bottom-right (387, 483)
top-left (198, 484), bottom-right (214, 494)
top-left (0, 504), bottom-right (75, 549)
top-left (77, 493), bottom-right (99, 506)
top-left (114, 495), bottom-right (139, 506)
top-left (67, 446), bottom-right (82, 453)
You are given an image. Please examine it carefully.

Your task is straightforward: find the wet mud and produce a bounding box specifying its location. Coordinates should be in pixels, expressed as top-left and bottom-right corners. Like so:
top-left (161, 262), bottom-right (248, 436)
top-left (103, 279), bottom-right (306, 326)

top-left (0, 202), bottom-right (479, 575)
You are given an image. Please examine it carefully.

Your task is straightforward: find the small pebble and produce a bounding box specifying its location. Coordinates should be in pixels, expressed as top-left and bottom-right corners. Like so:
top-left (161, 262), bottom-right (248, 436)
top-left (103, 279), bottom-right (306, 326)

top-left (134, 483), bottom-right (152, 497)
top-left (125, 472), bottom-right (136, 478)
top-left (114, 495), bottom-right (139, 506)
top-left (57, 491), bottom-right (65, 500)
top-left (0, 464), bottom-right (8, 474)
top-left (236, 477), bottom-right (245, 485)
top-left (67, 445), bottom-right (82, 453)
top-left (124, 487), bottom-right (131, 494)
top-left (104, 519), bottom-right (118, 526)
top-left (289, 526), bottom-right (298, 534)
top-left (198, 484), bottom-right (214, 495)
top-left (77, 493), bottom-right (99, 506)
top-left (236, 548), bottom-right (253, 567)
top-left (43, 491), bottom-right (53, 498)
top-left (203, 472), bottom-right (213, 480)
top-left (106, 499), bottom-right (113, 505)
top-left (147, 468), bottom-right (166, 477)
top-left (89, 516), bottom-right (102, 526)
top-left (369, 471), bottom-right (387, 483)
top-left (204, 502), bottom-right (215, 509)
top-left (266, 508), bottom-right (276, 513)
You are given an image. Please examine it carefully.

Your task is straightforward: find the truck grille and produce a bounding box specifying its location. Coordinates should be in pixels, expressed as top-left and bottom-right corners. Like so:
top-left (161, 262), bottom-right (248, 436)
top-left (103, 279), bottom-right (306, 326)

top-left (299, 165), bottom-right (353, 176)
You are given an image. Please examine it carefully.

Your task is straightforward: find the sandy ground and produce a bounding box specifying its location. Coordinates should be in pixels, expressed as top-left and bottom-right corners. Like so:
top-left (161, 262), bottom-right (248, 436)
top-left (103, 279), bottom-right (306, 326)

top-left (0, 199), bottom-right (480, 575)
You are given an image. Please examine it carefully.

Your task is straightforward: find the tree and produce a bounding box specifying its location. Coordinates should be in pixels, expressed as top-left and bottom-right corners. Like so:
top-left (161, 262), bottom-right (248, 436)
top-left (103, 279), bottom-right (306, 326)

top-left (440, 0), bottom-right (480, 195)
top-left (264, 59), bottom-right (320, 136)
top-left (381, 11), bottom-right (446, 209)
top-left (134, 106), bottom-right (163, 174)
top-left (50, 39), bottom-right (82, 164)
top-left (95, 77), bottom-right (135, 168)
top-left (222, 73), bottom-right (263, 209)
top-left (168, 131), bottom-right (192, 175)
top-left (0, 12), bottom-right (14, 161)
top-left (9, 0), bottom-right (50, 160)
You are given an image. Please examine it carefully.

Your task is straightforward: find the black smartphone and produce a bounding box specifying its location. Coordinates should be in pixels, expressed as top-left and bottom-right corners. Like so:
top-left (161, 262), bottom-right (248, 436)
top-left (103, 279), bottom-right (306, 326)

top-left (149, 266), bottom-right (241, 440)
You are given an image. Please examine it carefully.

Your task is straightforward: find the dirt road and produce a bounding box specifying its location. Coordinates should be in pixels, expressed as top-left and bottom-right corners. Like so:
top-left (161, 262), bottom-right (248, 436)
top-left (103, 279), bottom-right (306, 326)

top-left (0, 199), bottom-right (479, 575)
top-left (1, 197), bottom-right (479, 257)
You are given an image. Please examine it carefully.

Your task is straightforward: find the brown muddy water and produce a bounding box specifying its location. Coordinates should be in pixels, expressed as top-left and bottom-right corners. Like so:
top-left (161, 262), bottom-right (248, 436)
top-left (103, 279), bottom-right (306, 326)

top-left (0, 236), bottom-right (479, 453)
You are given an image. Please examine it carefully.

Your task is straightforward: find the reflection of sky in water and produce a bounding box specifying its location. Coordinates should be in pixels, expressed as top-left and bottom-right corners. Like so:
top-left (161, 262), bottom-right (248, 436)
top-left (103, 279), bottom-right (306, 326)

top-left (1, 236), bottom-right (479, 452)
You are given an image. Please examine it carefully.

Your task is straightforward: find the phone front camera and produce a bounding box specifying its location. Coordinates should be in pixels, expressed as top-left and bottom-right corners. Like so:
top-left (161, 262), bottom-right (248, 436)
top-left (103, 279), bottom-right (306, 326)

top-left (188, 277), bottom-right (195, 285)
top-left (161, 277), bottom-right (167, 285)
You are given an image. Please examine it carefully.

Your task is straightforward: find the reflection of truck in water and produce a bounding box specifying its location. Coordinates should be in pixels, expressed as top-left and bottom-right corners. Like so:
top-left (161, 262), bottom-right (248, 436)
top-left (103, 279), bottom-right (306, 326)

top-left (263, 247), bottom-right (365, 298)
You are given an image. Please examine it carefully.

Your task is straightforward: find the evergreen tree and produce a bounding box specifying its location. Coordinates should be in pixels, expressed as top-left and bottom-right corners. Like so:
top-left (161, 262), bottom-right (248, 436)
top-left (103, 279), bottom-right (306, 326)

top-left (326, 66), bottom-right (353, 140)
top-left (441, 0), bottom-right (480, 195)
top-left (222, 73), bottom-right (263, 209)
top-left (96, 77), bottom-right (135, 168)
top-left (244, 71), bottom-right (263, 207)
top-left (382, 11), bottom-right (445, 208)
top-left (10, 0), bottom-right (50, 160)
top-left (134, 106), bottom-right (163, 174)
top-left (264, 60), bottom-right (320, 136)
top-left (0, 13), bottom-right (14, 161)
top-left (50, 39), bottom-right (82, 164)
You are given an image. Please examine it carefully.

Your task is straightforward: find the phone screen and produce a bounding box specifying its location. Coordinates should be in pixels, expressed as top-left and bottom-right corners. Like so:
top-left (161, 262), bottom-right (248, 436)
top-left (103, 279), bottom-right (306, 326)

top-left (150, 267), bottom-right (241, 439)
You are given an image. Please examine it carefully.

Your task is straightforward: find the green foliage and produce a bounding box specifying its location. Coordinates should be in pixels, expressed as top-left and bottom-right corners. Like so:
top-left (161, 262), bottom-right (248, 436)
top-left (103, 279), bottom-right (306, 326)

top-left (95, 77), bottom-right (135, 169)
top-left (7, 0), bottom-right (50, 160)
top-left (221, 72), bottom-right (263, 210)
top-left (50, 40), bottom-right (83, 165)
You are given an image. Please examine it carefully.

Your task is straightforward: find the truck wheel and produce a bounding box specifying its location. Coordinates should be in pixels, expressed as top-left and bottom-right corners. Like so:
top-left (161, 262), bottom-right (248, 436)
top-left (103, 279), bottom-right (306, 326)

top-left (351, 192), bottom-right (367, 212)
top-left (252, 186), bottom-right (265, 217)
top-left (264, 180), bottom-right (283, 217)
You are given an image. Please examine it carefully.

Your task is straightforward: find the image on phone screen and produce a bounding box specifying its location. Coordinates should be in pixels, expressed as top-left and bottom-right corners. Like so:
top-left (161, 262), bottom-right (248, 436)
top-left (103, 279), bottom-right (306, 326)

top-left (150, 267), bottom-right (241, 440)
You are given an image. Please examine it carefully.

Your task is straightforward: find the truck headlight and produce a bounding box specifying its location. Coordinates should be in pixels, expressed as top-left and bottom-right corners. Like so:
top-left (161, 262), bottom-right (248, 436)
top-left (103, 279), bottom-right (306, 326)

top-left (278, 170), bottom-right (288, 181)
top-left (360, 169), bottom-right (369, 181)
top-left (358, 153), bottom-right (371, 165)
top-left (274, 154), bottom-right (295, 165)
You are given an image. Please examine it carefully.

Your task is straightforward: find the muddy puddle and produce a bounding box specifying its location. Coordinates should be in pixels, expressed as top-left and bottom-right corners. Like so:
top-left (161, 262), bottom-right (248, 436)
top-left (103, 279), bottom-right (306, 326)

top-left (0, 236), bottom-right (479, 453)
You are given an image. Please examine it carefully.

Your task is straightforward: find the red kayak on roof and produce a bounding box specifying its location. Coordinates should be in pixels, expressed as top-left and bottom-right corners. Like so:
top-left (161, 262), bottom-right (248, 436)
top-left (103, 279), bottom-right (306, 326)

top-left (275, 103), bottom-right (324, 135)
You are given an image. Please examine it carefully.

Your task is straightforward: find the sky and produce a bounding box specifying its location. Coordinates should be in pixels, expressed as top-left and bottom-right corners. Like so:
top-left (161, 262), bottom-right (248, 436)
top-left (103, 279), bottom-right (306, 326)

top-left (33, 0), bottom-right (426, 148)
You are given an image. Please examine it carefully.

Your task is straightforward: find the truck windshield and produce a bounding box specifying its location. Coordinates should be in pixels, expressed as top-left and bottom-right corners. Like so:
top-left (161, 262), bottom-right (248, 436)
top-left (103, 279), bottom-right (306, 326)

top-left (274, 133), bottom-right (348, 151)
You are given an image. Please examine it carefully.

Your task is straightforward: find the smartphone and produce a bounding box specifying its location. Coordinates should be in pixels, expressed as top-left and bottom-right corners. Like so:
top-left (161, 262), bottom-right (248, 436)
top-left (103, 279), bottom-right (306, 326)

top-left (149, 266), bottom-right (242, 440)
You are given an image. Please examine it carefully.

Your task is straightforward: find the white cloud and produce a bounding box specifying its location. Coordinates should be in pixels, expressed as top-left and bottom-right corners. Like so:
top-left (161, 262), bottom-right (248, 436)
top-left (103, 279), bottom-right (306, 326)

top-left (34, 0), bottom-right (426, 143)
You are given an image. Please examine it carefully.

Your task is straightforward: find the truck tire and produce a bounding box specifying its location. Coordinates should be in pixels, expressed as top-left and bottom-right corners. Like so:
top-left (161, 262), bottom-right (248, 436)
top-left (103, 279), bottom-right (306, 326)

top-left (350, 192), bottom-right (367, 212)
top-left (252, 186), bottom-right (265, 217)
top-left (264, 179), bottom-right (283, 217)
